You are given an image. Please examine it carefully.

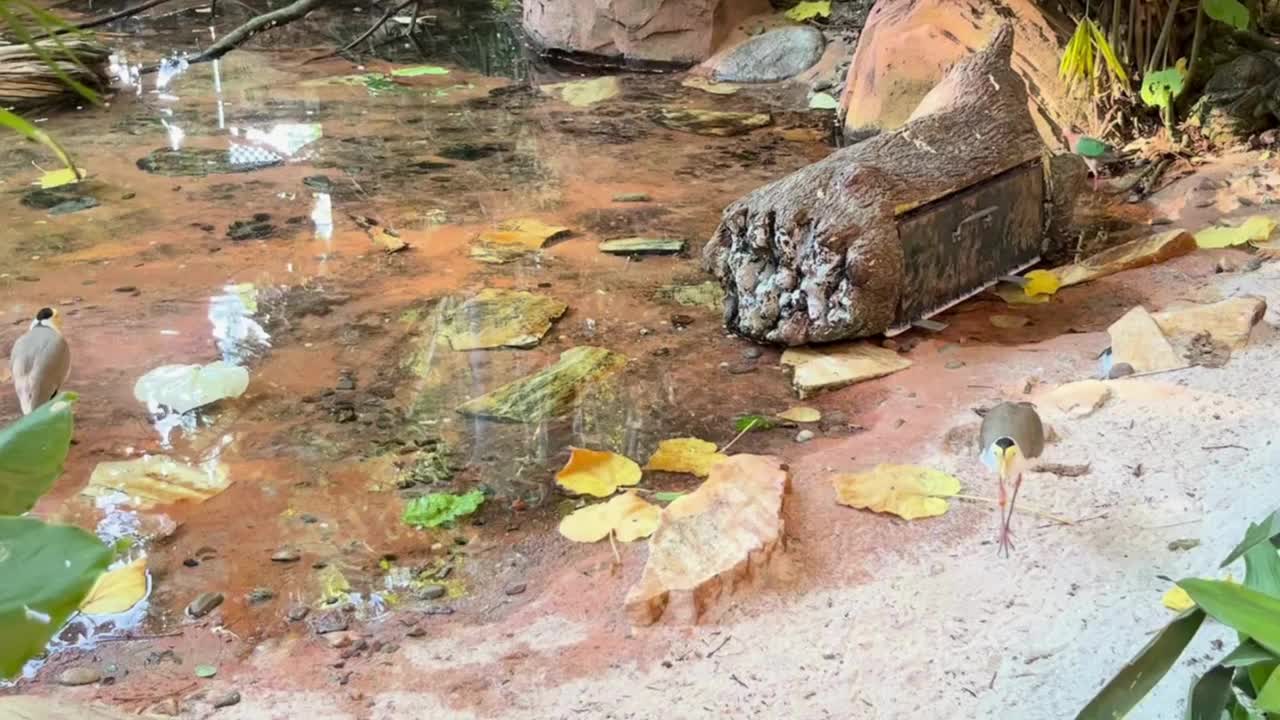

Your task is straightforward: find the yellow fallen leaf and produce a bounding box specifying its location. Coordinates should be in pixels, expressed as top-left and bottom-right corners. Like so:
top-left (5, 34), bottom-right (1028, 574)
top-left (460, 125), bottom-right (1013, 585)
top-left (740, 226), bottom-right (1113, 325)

top-left (1195, 215), bottom-right (1277, 249)
top-left (79, 556), bottom-right (147, 615)
top-left (644, 438), bottom-right (727, 478)
top-left (559, 491), bottom-right (660, 543)
top-left (540, 76), bottom-right (620, 107)
top-left (777, 406), bottom-right (821, 423)
top-left (39, 167), bottom-right (85, 188)
top-left (785, 0), bottom-right (830, 21)
top-left (832, 464), bottom-right (961, 520)
top-left (1022, 269), bottom-right (1061, 297)
top-left (1161, 586), bottom-right (1194, 612)
top-left (555, 447), bottom-right (641, 497)
top-left (371, 228), bottom-right (407, 253)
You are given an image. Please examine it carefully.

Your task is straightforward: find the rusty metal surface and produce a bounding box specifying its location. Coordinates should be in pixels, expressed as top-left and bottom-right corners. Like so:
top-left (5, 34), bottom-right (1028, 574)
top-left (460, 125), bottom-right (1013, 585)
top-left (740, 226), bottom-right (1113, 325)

top-left (891, 160), bottom-right (1044, 333)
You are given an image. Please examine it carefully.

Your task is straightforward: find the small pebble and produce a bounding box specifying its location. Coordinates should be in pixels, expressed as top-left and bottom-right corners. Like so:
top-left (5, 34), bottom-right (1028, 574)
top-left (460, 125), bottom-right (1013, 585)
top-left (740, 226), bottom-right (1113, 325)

top-left (612, 192), bottom-right (652, 202)
top-left (211, 691), bottom-right (241, 709)
top-left (246, 587), bottom-right (276, 605)
top-left (187, 591), bottom-right (224, 618)
top-left (741, 346), bottom-right (763, 360)
top-left (880, 339), bottom-right (899, 351)
top-left (58, 666), bottom-right (101, 686)
top-left (406, 625), bottom-right (426, 638)
top-left (945, 360), bottom-right (965, 370)
top-left (1107, 362), bottom-right (1135, 379)
top-left (418, 584), bottom-right (447, 600)
top-left (271, 548), bottom-right (301, 562)
top-left (795, 429), bottom-right (816, 443)
top-left (726, 362), bottom-right (757, 375)
top-left (287, 604), bottom-right (310, 622)
top-left (113, 286), bottom-right (138, 293)
top-left (505, 583), bottom-right (527, 596)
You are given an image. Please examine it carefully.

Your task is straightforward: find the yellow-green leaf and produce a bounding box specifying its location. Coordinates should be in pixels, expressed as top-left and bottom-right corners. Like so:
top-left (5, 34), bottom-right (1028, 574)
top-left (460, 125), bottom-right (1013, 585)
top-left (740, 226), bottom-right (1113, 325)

top-left (39, 167), bottom-right (85, 188)
top-left (79, 556), bottom-right (147, 615)
top-left (785, 0), bottom-right (830, 21)
top-left (1022, 269), bottom-right (1061, 297)
top-left (832, 464), bottom-right (961, 520)
top-left (540, 77), bottom-right (620, 108)
top-left (1195, 216), bottom-right (1278, 249)
top-left (555, 448), bottom-right (641, 497)
top-left (558, 491), bottom-right (659, 543)
top-left (777, 406), bottom-right (821, 423)
top-left (1162, 586), bottom-right (1195, 612)
top-left (644, 438), bottom-right (727, 478)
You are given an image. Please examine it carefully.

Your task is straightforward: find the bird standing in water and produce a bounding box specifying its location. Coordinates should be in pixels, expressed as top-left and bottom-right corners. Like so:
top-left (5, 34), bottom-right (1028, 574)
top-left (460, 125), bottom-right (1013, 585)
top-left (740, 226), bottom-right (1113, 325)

top-left (1064, 127), bottom-right (1119, 192)
top-left (979, 401), bottom-right (1044, 556)
top-left (10, 307), bottom-right (71, 415)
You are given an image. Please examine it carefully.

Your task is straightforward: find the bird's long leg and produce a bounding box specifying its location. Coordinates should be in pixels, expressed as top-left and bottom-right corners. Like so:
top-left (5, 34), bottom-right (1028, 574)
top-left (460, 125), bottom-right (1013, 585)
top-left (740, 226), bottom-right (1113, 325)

top-left (997, 473), bottom-right (1009, 557)
top-left (1000, 472), bottom-right (1025, 557)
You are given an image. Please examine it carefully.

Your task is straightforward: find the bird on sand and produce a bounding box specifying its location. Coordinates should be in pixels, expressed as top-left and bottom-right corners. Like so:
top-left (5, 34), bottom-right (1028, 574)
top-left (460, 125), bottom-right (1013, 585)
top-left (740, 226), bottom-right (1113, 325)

top-left (10, 307), bottom-right (71, 415)
top-left (1063, 127), bottom-right (1120, 192)
top-left (979, 401), bottom-right (1045, 556)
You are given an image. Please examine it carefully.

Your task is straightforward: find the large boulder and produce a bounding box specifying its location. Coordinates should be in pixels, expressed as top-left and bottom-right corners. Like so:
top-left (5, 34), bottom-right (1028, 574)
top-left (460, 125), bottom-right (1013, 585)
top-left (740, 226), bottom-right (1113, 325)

top-left (711, 25), bottom-right (825, 82)
top-left (522, 0), bottom-right (771, 65)
top-left (839, 0), bottom-right (1079, 147)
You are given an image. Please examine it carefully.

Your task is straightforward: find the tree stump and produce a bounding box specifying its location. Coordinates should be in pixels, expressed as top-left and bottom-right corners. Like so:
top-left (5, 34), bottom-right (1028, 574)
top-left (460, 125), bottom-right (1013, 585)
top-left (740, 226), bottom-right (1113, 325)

top-left (702, 25), bottom-right (1055, 346)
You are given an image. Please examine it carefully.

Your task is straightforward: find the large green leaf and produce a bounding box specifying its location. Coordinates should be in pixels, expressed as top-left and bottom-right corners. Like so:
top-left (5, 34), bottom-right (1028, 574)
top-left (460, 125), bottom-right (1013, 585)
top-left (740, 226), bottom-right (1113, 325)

top-left (1180, 580), bottom-right (1280, 655)
top-left (0, 393), bottom-right (76, 516)
top-left (1244, 541), bottom-right (1280, 598)
top-left (1187, 665), bottom-right (1234, 720)
top-left (1202, 0), bottom-right (1251, 30)
top-left (1076, 609), bottom-right (1206, 719)
top-left (1222, 640), bottom-right (1278, 667)
top-left (0, 109), bottom-right (79, 175)
top-left (0, 517), bottom-right (111, 678)
top-left (1257, 665), bottom-right (1280, 711)
top-left (1141, 67), bottom-right (1186, 110)
top-left (1222, 512), bottom-right (1280, 568)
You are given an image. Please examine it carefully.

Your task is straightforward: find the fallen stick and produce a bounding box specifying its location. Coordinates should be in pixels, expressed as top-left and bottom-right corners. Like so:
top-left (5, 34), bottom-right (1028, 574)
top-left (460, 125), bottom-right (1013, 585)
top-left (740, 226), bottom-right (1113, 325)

top-left (34, 0), bottom-right (181, 38)
top-left (300, 0), bottom-right (415, 65)
top-left (140, 0), bottom-right (329, 73)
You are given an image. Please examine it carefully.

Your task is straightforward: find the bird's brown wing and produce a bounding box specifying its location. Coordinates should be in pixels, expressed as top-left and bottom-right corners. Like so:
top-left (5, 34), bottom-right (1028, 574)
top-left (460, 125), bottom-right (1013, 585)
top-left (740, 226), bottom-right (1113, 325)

top-left (10, 329), bottom-right (70, 414)
top-left (979, 402), bottom-right (1045, 458)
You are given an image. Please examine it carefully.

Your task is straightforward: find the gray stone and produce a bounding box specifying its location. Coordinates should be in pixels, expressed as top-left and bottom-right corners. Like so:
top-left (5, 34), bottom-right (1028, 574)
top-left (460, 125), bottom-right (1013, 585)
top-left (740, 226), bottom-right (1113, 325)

top-left (713, 27), bottom-right (825, 83)
top-left (187, 591), bottom-right (224, 618)
top-left (212, 691), bottom-right (241, 709)
top-left (58, 666), bottom-right (101, 686)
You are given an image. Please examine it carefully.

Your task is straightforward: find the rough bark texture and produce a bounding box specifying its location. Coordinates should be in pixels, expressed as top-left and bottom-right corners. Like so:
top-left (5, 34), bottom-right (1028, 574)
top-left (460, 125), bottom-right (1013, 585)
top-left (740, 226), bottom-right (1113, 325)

top-left (839, 0), bottom-right (1080, 148)
top-left (521, 0), bottom-right (770, 64)
top-left (702, 24), bottom-right (1044, 345)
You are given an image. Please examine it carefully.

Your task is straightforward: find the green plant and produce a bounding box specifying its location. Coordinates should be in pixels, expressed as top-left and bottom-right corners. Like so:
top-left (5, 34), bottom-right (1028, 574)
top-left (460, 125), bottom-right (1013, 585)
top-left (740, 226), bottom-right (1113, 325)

top-left (1140, 62), bottom-right (1188, 130)
top-left (1060, 16), bottom-right (1130, 98)
top-left (1077, 511), bottom-right (1280, 719)
top-left (0, 394), bottom-right (112, 678)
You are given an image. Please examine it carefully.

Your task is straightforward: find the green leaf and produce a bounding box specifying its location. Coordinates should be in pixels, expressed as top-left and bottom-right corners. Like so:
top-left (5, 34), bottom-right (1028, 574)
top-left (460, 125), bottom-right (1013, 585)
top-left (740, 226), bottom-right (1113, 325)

top-left (733, 415), bottom-right (776, 432)
top-left (1222, 511), bottom-right (1280, 567)
top-left (1256, 665), bottom-right (1280, 711)
top-left (0, 108), bottom-right (79, 175)
top-left (1087, 19), bottom-right (1128, 84)
top-left (390, 65), bottom-right (449, 77)
top-left (1075, 609), bottom-right (1205, 720)
top-left (1141, 67), bottom-right (1187, 110)
top-left (652, 491), bottom-right (685, 503)
top-left (1187, 665), bottom-right (1234, 720)
top-left (1179, 580), bottom-right (1280, 655)
top-left (0, 517), bottom-right (111, 679)
top-left (1244, 540), bottom-right (1280, 599)
top-left (1222, 640), bottom-right (1278, 667)
top-left (785, 0), bottom-right (830, 21)
top-left (0, 393), bottom-right (76, 516)
top-left (1202, 0), bottom-right (1250, 30)
top-left (1251, 661), bottom-right (1279, 697)
top-left (402, 490), bottom-right (485, 529)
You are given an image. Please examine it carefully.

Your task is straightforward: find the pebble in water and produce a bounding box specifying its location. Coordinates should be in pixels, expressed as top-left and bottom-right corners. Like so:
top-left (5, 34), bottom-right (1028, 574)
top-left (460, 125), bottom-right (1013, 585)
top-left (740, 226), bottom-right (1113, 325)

top-left (187, 592), bottom-right (224, 618)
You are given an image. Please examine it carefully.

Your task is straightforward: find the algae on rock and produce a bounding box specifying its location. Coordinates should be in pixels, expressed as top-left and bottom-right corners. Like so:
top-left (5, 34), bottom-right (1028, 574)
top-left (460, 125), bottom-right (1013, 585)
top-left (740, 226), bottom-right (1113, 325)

top-left (441, 289), bottom-right (567, 351)
top-left (456, 347), bottom-right (627, 423)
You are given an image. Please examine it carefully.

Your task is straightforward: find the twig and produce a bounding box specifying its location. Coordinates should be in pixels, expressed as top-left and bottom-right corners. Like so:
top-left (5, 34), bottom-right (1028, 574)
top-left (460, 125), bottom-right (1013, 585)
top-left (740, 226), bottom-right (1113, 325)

top-left (707, 635), bottom-right (731, 658)
top-left (730, 674), bottom-right (749, 689)
top-left (1202, 444), bottom-right (1247, 451)
top-left (301, 0), bottom-right (415, 65)
top-left (140, 0), bottom-right (329, 73)
top-left (607, 530), bottom-right (621, 566)
top-left (94, 630), bottom-right (184, 643)
top-left (34, 0), bottom-right (181, 38)
top-left (718, 418), bottom-right (759, 454)
top-left (1032, 462), bottom-right (1091, 477)
top-left (953, 494), bottom-right (1074, 525)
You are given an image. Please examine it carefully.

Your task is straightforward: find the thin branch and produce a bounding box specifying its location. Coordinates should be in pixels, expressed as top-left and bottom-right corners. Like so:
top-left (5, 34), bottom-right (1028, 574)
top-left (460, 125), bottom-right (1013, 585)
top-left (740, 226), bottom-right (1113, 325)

top-left (141, 0), bottom-right (329, 73)
top-left (300, 0), bottom-right (414, 65)
top-left (34, 0), bottom-right (180, 38)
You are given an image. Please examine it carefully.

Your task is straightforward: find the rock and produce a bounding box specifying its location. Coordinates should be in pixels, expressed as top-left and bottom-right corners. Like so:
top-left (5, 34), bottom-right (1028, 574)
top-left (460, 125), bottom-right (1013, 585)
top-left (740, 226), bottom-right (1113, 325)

top-left (1107, 362), bottom-right (1135, 379)
top-left (137, 147), bottom-right (281, 176)
top-left (1151, 297), bottom-right (1266, 353)
top-left (470, 218), bottom-right (570, 264)
top-left (711, 26), bottom-right (825, 83)
top-left (325, 632), bottom-right (355, 648)
top-left (1046, 380), bottom-right (1111, 418)
top-left (742, 346), bottom-right (763, 360)
top-left (271, 548), bottom-right (301, 562)
top-left (613, 192), bottom-right (652, 202)
top-left (1191, 53), bottom-right (1280, 146)
top-left (781, 343), bottom-right (912, 398)
top-left (211, 691), bottom-right (241, 709)
top-left (650, 108), bottom-right (771, 137)
top-left (658, 281), bottom-right (725, 310)
top-left (417, 584), bottom-right (447, 600)
top-left (287, 604), bottom-right (310, 621)
top-left (704, 26), bottom-right (1049, 344)
top-left (522, 0), bottom-right (769, 64)
top-left (795, 429), bottom-right (815, 443)
top-left (58, 666), bottom-right (102, 686)
top-left (840, 0), bottom-right (1075, 147)
top-left (0, 698), bottom-right (135, 719)
top-left (1108, 307), bottom-right (1185, 374)
top-left (945, 360), bottom-right (965, 370)
top-left (599, 237), bottom-right (687, 255)
top-left (456, 346), bottom-right (627, 423)
top-left (504, 583), bottom-right (527, 596)
top-left (187, 592), bottom-right (224, 618)
top-left (246, 588), bottom-right (275, 605)
top-left (626, 455), bottom-right (790, 625)
top-left (682, 75), bottom-right (740, 94)
top-left (1052, 229), bottom-right (1198, 287)
top-left (309, 609), bottom-right (349, 635)
top-left (441, 289), bottom-right (567, 350)
top-left (989, 314), bottom-right (1029, 329)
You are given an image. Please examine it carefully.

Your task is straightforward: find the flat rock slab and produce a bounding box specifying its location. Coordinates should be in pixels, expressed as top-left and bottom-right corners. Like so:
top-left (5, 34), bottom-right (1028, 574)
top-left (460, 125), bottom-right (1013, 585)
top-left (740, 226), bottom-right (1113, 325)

top-left (441, 289), bottom-right (567, 350)
top-left (456, 346), bottom-right (627, 423)
top-left (625, 454), bottom-right (790, 626)
top-left (650, 109), bottom-right (771, 137)
top-left (1108, 306), bottom-right (1184, 373)
top-left (470, 219), bottom-right (570, 264)
top-left (599, 237), bottom-right (686, 255)
top-left (1152, 296), bottom-right (1266, 352)
top-left (0, 697), bottom-right (134, 720)
top-left (1053, 229), bottom-right (1197, 287)
top-left (780, 342), bottom-right (912, 398)
top-left (137, 147), bottom-right (281, 176)
top-left (712, 26), bottom-right (825, 83)
top-left (1046, 380), bottom-right (1111, 418)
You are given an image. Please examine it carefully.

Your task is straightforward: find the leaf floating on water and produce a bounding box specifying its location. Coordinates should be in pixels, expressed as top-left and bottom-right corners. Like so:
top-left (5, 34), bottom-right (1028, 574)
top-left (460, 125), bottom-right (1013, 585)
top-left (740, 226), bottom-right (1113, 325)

top-left (84, 455), bottom-right (231, 509)
top-left (456, 346), bottom-right (627, 423)
top-left (79, 556), bottom-right (147, 615)
top-left (390, 65), bottom-right (450, 77)
top-left (39, 167), bottom-right (85, 188)
top-left (540, 76), bottom-right (620, 107)
top-left (681, 76), bottom-right (739, 95)
top-left (133, 361), bottom-right (249, 415)
top-left (402, 490), bottom-right (485, 529)
top-left (832, 464), bottom-right (961, 520)
top-left (777, 406), bottom-right (821, 423)
top-left (556, 448), bottom-right (642, 497)
top-left (644, 438), bottom-right (727, 478)
top-left (558, 491), bottom-right (660, 543)
top-left (733, 414), bottom-right (776, 432)
top-left (808, 92), bottom-right (839, 110)
top-left (1195, 216), bottom-right (1277, 249)
top-left (1021, 269), bottom-right (1061, 297)
top-left (786, 0), bottom-right (831, 21)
